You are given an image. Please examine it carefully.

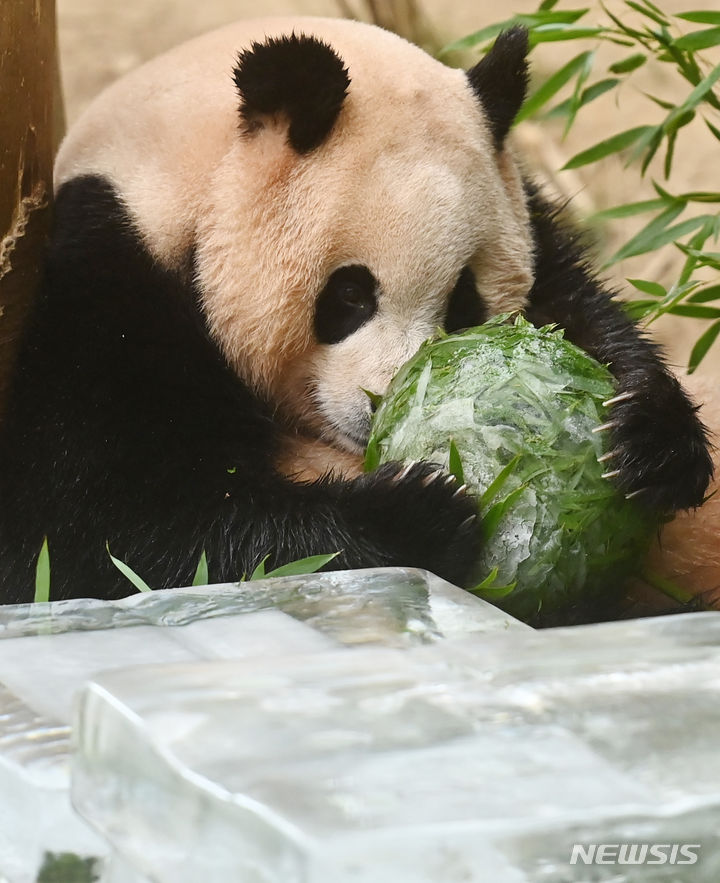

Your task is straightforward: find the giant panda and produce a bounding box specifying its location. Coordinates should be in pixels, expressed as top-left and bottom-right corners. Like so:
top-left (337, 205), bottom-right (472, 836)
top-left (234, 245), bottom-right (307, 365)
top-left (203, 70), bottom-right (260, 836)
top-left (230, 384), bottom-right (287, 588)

top-left (0, 17), bottom-right (712, 605)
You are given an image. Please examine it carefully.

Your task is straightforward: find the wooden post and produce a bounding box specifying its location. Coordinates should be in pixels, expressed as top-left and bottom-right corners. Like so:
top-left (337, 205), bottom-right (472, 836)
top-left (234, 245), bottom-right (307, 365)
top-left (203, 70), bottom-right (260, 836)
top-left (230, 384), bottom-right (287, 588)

top-left (0, 0), bottom-right (60, 422)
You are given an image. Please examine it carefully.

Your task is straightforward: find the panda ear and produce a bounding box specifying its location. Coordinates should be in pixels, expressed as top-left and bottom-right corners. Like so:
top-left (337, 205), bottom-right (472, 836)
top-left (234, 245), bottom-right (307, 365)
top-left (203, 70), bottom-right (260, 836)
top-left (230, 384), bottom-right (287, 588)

top-left (233, 34), bottom-right (350, 154)
top-left (467, 26), bottom-right (529, 150)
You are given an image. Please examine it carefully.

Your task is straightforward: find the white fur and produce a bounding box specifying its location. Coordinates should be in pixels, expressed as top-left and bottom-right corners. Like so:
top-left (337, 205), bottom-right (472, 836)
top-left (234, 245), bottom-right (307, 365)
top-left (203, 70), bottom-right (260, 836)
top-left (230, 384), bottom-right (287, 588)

top-left (55, 17), bottom-right (534, 469)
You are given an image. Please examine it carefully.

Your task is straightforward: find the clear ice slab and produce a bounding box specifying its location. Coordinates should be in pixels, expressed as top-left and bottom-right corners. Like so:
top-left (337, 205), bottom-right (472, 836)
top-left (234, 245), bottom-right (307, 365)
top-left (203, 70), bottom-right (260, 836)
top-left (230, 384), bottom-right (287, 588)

top-left (72, 611), bottom-right (720, 883)
top-left (0, 568), bottom-right (519, 881)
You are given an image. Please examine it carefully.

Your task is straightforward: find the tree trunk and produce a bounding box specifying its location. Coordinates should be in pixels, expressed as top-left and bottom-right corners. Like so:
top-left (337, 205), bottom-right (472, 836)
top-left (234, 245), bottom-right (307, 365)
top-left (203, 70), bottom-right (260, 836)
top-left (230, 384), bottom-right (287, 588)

top-left (0, 0), bottom-right (61, 422)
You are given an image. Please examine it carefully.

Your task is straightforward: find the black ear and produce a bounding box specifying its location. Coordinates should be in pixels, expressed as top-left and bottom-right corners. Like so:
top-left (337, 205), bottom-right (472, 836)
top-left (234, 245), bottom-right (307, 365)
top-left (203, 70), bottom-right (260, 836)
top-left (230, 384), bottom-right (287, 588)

top-left (233, 34), bottom-right (350, 154)
top-left (467, 27), bottom-right (529, 150)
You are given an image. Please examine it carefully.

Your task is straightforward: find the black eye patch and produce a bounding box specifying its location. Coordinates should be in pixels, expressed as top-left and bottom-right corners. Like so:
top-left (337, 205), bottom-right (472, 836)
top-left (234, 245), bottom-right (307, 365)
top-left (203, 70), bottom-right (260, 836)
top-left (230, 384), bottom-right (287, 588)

top-left (314, 265), bottom-right (378, 344)
top-left (445, 266), bottom-right (487, 333)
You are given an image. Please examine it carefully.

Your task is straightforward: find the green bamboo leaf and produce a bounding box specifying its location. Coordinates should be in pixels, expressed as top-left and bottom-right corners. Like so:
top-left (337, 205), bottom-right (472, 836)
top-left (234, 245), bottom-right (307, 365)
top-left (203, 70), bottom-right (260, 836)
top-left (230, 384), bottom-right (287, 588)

top-left (588, 198), bottom-right (666, 222)
top-left (637, 126), bottom-right (664, 175)
top-left (474, 583), bottom-right (517, 600)
top-left (441, 7), bottom-right (593, 52)
top-left (539, 0), bottom-right (560, 9)
top-left (576, 77), bottom-right (619, 104)
top-left (643, 92), bottom-right (676, 111)
top-left (663, 129), bottom-right (677, 179)
top-left (678, 190), bottom-right (720, 203)
top-left (676, 246), bottom-right (720, 269)
top-left (677, 12), bottom-right (720, 25)
top-left (636, 0), bottom-right (667, 17)
top-left (677, 217), bottom-right (715, 283)
top-left (34, 537), bottom-right (50, 603)
top-left (107, 544), bottom-right (152, 592)
top-left (622, 299), bottom-right (663, 320)
top-left (562, 125), bottom-right (656, 169)
top-left (361, 388), bottom-right (383, 410)
top-left (191, 550), bottom-right (208, 586)
top-left (482, 486), bottom-right (527, 540)
top-left (364, 435), bottom-right (380, 472)
top-left (602, 4), bottom-right (647, 40)
top-left (627, 278), bottom-right (666, 297)
top-left (448, 439), bottom-right (465, 485)
top-left (479, 455), bottom-right (521, 507)
top-left (688, 320), bottom-right (720, 373)
top-left (547, 78), bottom-right (619, 118)
top-left (603, 202), bottom-right (686, 264)
top-left (670, 305), bottom-right (720, 319)
top-left (528, 9), bottom-right (590, 24)
top-left (609, 52), bottom-right (647, 74)
top-left (250, 553), bottom-right (270, 580)
top-left (440, 22), bottom-right (512, 54)
top-left (674, 61), bottom-right (720, 112)
top-left (687, 284), bottom-right (720, 304)
top-left (640, 568), bottom-right (695, 605)
top-left (470, 575), bottom-right (517, 600)
top-left (263, 552), bottom-right (340, 579)
top-left (624, 0), bottom-right (669, 26)
top-left (663, 108), bottom-right (695, 135)
top-left (564, 50), bottom-right (596, 135)
top-left (705, 118), bottom-right (720, 141)
top-left (516, 51), bottom-right (594, 123)
top-left (530, 25), bottom-right (604, 45)
top-left (471, 566), bottom-right (500, 589)
top-left (651, 180), bottom-right (678, 201)
top-left (645, 282), bottom-right (701, 322)
top-left (673, 28), bottom-right (720, 51)
top-left (609, 215), bottom-right (712, 265)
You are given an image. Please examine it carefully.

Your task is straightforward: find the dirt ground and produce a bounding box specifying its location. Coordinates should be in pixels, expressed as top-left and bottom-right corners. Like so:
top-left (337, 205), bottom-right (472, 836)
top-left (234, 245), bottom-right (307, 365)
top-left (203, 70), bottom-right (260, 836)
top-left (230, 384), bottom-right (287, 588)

top-left (55, 0), bottom-right (720, 377)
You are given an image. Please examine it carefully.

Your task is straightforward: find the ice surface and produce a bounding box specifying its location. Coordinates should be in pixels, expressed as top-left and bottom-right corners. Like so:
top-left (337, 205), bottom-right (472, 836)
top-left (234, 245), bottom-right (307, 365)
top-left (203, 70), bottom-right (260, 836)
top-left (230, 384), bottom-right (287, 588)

top-left (0, 568), bottom-right (517, 881)
top-left (72, 611), bottom-right (720, 882)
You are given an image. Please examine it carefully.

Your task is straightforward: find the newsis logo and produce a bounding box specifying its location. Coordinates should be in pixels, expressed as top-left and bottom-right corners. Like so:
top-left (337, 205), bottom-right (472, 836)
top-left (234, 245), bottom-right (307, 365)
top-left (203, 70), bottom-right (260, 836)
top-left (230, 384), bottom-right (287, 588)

top-left (569, 843), bottom-right (701, 866)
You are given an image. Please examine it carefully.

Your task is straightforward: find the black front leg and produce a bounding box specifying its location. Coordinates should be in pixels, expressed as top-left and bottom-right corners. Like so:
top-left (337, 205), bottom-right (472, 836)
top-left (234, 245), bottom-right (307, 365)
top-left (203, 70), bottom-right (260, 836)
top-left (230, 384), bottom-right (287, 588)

top-left (524, 184), bottom-right (713, 511)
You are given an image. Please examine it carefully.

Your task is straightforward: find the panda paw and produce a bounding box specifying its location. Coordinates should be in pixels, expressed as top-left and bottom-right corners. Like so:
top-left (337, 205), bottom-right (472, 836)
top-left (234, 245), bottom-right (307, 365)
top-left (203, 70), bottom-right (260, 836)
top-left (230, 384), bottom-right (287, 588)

top-left (596, 378), bottom-right (713, 512)
top-left (348, 461), bottom-right (481, 587)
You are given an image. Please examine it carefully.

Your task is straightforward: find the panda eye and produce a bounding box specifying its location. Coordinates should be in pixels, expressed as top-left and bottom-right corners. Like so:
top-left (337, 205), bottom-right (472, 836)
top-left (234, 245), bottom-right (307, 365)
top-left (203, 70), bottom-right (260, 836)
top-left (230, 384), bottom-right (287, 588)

top-left (445, 266), bottom-right (487, 333)
top-left (314, 265), bottom-right (378, 344)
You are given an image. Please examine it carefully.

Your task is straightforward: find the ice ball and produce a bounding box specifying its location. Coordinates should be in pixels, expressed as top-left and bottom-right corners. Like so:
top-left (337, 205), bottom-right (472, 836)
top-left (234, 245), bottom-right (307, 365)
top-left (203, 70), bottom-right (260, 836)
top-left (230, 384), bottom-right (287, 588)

top-left (366, 315), bottom-right (659, 624)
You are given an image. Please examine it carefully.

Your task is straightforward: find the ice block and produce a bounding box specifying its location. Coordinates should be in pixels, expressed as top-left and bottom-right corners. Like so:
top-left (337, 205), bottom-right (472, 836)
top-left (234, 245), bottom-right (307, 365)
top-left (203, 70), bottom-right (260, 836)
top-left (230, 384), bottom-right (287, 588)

top-left (0, 568), bottom-right (517, 881)
top-left (72, 612), bottom-right (720, 882)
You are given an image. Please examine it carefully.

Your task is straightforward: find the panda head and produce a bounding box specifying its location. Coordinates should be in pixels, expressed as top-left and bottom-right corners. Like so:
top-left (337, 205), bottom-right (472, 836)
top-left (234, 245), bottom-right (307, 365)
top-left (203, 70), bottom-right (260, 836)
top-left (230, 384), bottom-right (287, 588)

top-left (58, 19), bottom-right (534, 455)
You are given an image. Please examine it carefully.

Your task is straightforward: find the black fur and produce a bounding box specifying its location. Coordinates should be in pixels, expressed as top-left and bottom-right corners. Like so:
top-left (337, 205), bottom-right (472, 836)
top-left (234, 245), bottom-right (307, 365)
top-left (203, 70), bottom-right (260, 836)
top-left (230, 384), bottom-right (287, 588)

top-left (233, 34), bottom-right (350, 153)
top-left (0, 176), bottom-right (480, 603)
top-left (314, 265), bottom-right (378, 344)
top-left (467, 26), bottom-right (530, 149)
top-left (445, 267), bottom-right (488, 332)
top-left (523, 182), bottom-right (713, 512)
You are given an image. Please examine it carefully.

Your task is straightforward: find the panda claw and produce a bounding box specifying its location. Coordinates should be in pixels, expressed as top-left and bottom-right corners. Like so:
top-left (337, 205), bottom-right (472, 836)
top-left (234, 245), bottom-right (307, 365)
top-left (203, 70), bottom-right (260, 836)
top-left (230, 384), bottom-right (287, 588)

top-left (625, 488), bottom-right (647, 501)
top-left (601, 468), bottom-right (621, 480)
top-left (393, 461), bottom-right (418, 483)
top-left (421, 468), bottom-right (444, 487)
top-left (592, 420), bottom-right (618, 434)
top-left (453, 483), bottom-right (468, 498)
top-left (444, 474), bottom-right (457, 486)
top-left (602, 391), bottom-right (635, 408)
top-left (459, 514), bottom-right (477, 530)
top-left (597, 448), bottom-right (619, 464)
